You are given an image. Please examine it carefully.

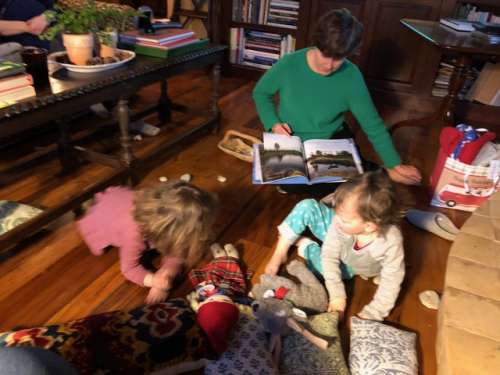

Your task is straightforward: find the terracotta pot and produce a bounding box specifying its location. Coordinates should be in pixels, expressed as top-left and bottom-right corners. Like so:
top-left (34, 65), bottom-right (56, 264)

top-left (62, 33), bottom-right (94, 65)
top-left (99, 30), bottom-right (118, 59)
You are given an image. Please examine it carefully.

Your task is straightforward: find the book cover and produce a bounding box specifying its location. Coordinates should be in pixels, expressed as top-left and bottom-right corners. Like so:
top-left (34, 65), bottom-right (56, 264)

top-left (252, 133), bottom-right (363, 185)
top-left (0, 61), bottom-right (26, 79)
top-left (120, 39), bottom-right (208, 59)
top-left (120, 29), bottom-right (195, 44)
top-left (0, 85), bottom-right (36, 103)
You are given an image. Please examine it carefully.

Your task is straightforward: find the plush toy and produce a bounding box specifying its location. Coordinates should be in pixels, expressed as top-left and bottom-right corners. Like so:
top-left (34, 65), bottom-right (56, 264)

top-left (251, 259), bottom-right (328, 314)
top-left (187, 243), bottom-right (252, 355)
top-left (250, 260), bottom-right (330, 363)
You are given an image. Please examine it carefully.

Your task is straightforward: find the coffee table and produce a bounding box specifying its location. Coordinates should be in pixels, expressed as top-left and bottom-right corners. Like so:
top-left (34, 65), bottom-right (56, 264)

top-left (0, 44), bottom-right (226, 250)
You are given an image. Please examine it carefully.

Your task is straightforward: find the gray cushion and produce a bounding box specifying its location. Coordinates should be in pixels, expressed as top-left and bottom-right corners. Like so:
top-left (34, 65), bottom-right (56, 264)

top-left (349, 317), bottom-right (418, 375)
top-left (0, 201), bottom-right (43, 235)
top-left (204, 304), bottom-right (278, 375)
top-left (280, 312), bottom-right (349, 375)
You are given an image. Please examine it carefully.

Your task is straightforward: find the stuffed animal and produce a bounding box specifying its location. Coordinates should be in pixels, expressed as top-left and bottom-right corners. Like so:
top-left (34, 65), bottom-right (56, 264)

top-left (187, 243), bottom-right (251, 355)
top-left (250, 260), bottom-right (330, 363)
top-left (251, 259), bottom-right (328, 314)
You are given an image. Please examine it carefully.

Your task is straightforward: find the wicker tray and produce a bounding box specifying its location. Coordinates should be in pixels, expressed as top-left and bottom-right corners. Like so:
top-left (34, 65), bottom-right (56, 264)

top-left (217, 130), bottom-right (262, 163)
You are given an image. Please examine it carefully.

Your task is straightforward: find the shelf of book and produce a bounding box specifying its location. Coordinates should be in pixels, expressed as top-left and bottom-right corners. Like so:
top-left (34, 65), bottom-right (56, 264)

top-left (230, 21), bottom-right (297, 37)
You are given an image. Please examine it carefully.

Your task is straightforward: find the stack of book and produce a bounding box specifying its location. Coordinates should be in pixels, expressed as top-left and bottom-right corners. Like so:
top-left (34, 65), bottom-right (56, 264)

top-left (0, 61), bottom-right (36, 108)
top-left (232, 0), bottom-right (300, 30)
top-left (471, 23), bottom-right (500, 44)
top-left (119, 28), bottom-right (208, 58)
top-left (266, 0), bottom-right (299, 29)
top-left (229, 28), bottom-right (295, 69)
top-left (431, 60), bottom-right (478, 99)
top-left (454, 3), bottom-right (500, 24)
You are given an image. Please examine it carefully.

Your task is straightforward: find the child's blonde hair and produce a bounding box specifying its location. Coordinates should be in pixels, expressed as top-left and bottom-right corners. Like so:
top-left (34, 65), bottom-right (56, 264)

top-left (324, 169), bottom-right (404, 233)
top-left (134, 181), bottom-right (218, 268)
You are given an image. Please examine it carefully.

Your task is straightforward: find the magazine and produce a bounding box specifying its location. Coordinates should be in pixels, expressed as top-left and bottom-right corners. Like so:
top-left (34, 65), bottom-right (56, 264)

top-left (252, 133), bottom-right (363, 185)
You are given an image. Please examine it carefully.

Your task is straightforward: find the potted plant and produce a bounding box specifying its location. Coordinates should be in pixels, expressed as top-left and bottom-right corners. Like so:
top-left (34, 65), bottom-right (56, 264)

top-left (42, 1), bottom-right (138, 64)
top-left (42, 1), bottom-right (99, 65)
top-left (95, 7), bottom-right (138, 59)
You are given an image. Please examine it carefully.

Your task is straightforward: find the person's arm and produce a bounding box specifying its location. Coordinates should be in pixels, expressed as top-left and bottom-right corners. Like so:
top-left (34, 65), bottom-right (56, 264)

top-left (358, 237), bottom-right (405, 321)
top-left (321, 224), bottom-right (348, 313)
top-left (252, 58), bottom-right (286, 132)
top-left (27, 13), bottom-right (48, 35)
top-left (0, 20), bottom-right (30, 36)
top-left (118, 238), bottom-right (152, 286)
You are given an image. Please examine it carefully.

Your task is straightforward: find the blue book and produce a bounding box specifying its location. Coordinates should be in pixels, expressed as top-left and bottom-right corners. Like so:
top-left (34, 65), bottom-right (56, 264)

top-left (252, 133), bottom-right (363, 185)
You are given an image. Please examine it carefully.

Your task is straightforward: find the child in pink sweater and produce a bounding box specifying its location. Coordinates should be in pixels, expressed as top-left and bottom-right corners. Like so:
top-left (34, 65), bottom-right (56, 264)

top-left (77, 181), bottom-right (218, 304)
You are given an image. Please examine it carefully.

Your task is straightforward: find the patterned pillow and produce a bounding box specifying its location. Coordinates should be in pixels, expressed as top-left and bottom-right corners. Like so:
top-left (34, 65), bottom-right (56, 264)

top-left (280, 312), bottom-right (349, 375)
top-left (0, 314), bottom-right (98, 374)
top-left (0, 200), bottom-right (43, 235)
top-left (0, 299), bottom-right (209, 375)
top-left (204, 304), bottom-right (278, 375)
top-left (96, 298), bottom-right (210, 373)
top-left (349, 317), bottom-right (418, 375)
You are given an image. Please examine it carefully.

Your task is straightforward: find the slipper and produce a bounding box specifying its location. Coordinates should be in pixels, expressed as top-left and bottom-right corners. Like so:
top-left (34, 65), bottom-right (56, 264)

top-left (406, 209), bottom-right (460, 241)
top-left (217, 130), bottom-right (262, 163)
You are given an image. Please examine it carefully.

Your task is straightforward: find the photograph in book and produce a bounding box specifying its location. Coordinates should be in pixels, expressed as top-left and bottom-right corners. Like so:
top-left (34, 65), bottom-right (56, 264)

top-left (259, 133), bottom-right (307, 182)
top-left (252, 133), bottom-right (363, 185)
top-left (304, 139), bottom-right (361, 180)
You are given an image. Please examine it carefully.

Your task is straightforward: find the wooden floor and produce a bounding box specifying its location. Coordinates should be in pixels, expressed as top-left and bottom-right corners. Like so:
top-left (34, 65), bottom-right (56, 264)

top-left (0, 70), bottom-right (470, 375)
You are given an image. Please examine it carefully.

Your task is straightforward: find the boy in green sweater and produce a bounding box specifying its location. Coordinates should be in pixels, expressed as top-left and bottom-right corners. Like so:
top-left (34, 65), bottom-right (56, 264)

top-left (253, 8), bottom-right (421, 186)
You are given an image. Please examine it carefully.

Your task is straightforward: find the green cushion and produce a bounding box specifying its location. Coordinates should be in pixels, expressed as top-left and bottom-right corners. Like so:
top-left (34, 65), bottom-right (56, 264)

top-left (280, 312), bottom-right (349, 375)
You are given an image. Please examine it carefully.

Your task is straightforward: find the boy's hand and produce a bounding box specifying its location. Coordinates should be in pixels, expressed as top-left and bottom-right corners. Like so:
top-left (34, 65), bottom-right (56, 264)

top-left (386, 164), bottom-right (421, 186)
top-left (272, 123), bottom-right (292, 136)
top-left (145, 287), bottom-right (169, 304)
top-left (327, 298), bottom-right (346, 315)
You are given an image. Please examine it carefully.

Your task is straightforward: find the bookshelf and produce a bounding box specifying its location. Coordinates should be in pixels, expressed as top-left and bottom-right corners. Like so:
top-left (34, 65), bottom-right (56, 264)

top-left (221, 0), bottom-right (305, 75)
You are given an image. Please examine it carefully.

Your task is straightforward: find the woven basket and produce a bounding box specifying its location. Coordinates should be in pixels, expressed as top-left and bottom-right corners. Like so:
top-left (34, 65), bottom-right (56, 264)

top-left (217, 130), bottom-right (262, 163)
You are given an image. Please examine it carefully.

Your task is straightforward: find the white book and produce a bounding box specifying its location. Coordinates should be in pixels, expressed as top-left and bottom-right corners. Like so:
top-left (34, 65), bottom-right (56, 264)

top-left (253, 133), bottom-right (363, 185)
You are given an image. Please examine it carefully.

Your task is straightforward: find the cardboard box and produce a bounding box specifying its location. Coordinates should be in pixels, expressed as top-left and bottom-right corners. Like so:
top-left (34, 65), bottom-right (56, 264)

top-left (467, 62), bottom-right (500, 106)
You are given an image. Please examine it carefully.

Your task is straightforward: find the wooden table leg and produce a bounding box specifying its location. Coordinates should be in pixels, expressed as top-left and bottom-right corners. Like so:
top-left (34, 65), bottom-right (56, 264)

top-left (56, 119), bottom-right (76, 174)
top-left (211, 62), bottom-right (221, 133)
top-left (158, 80), bottom-right (172, 123)
top-left (116, 98), bottom-right (134, 168)
top-left (435, 54), bottom-right (472, 124)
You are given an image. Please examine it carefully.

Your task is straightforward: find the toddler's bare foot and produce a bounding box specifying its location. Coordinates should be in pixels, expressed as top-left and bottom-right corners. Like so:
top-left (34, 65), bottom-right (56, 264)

top-left (265, 252), bottom-right (287, 275)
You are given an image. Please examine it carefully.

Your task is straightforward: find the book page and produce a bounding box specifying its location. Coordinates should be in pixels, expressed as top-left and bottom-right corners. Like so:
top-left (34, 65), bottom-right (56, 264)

top-left (258, 132), bottom-right (307, 182)
top-left (303, 138), bottom-right (363, 183)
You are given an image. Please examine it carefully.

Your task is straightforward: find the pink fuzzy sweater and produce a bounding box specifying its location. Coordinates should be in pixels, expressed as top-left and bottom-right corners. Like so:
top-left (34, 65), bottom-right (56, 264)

top-left (77, 186), bottom-right (182, 286)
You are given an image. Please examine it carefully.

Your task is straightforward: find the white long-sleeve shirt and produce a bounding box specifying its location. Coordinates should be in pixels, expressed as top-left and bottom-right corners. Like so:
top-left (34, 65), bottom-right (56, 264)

top-left (321, 224), bottom-right (405, 321)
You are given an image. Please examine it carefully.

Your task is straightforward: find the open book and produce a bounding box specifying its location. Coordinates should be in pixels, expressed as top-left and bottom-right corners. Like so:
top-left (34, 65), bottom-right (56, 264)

top-left (253, 133), bottom-right (363, 185)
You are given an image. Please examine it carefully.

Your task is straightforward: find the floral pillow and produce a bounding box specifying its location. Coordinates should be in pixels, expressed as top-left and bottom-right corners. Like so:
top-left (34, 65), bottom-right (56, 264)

top-left (280, 312), bottom-right (349, 375)
top-left (0, 299), bottom-right (210, 375)
top-left (0, 200), bottom-right (43, 235)
top-left (204, 304), bottom-right (278, 375)
top-left (349, 317), bottom-right (418, 375)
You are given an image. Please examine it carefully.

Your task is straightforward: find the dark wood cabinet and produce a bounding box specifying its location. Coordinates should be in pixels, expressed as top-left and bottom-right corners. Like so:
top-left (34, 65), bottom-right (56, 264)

top-left (198, 0), bottom-right (500, 125)
top-left (360, 0), bottom-right (442, 93)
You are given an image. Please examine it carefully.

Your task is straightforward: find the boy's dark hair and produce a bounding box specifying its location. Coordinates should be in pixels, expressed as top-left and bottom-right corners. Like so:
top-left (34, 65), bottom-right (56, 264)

top-left (326, 169), bottom-right (404, 232)
top-left (312, 8), bottom-right (363, 59)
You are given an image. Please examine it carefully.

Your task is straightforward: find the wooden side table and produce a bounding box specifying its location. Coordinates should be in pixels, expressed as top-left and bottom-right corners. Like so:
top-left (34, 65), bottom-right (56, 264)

top-left (401, 19), bottom-right (500, 123)
top-left (390, 19), bottom-right (500, 184)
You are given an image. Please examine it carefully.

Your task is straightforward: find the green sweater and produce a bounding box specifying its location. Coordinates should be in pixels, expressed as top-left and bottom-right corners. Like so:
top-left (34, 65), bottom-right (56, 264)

top-left (252, 48), bottom-right (401, 168)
